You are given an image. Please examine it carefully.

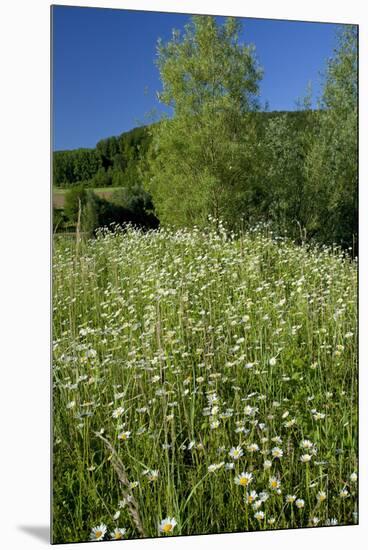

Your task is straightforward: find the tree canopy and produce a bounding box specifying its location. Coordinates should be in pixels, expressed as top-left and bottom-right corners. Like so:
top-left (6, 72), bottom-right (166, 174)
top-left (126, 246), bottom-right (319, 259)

top-left (146, 16), bottom-right (263, 228)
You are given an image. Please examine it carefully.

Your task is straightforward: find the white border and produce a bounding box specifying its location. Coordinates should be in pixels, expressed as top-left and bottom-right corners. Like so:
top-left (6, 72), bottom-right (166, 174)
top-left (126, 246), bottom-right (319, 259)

top-left (0, 1), bottom-right (366, 549)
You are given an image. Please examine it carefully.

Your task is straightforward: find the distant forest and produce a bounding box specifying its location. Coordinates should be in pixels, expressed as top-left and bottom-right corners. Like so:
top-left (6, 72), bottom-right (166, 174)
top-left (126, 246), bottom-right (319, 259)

top-left (53, 125), bottom-right (151, 189)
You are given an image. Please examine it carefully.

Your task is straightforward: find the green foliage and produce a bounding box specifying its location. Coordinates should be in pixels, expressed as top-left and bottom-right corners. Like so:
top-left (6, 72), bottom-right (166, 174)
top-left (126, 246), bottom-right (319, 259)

top-left (53, 208), bottom-right (68, 232)
top-left (53, 126), bottom-right (152, 189)
top-left (53, 149), bottom-right (102, 187)
top-left (62, 184), bottom-right (158, 234)
top-left (305, 25), bottom-right (357, 249)
top-left (260, 110), bottom-right (320, 238)
top-left (146, 16), bottom-right (263, 228)
top-left (92, 166), bottom-right (113, 187)
top-left (63, 185), bottom-right (87, 223)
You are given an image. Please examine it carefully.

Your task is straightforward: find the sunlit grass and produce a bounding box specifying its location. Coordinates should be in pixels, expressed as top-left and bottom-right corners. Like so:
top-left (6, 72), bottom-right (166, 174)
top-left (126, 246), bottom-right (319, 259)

top-left (52, 222), bottom-right (357, 543)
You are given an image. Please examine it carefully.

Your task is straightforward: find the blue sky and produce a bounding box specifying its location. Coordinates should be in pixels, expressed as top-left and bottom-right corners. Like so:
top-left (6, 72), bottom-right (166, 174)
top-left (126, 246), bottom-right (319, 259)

top-left (52, 6), bottom-right (341, 151)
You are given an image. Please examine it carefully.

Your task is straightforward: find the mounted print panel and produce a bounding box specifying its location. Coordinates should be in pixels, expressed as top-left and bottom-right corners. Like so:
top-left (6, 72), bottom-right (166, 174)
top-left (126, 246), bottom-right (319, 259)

top-left (51, 4), bottom-right (358, 544)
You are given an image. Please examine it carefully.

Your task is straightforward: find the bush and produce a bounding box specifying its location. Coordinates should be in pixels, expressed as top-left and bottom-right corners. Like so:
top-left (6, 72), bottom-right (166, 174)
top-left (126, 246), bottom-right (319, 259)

top-left (64, 185), bottom-right (87, 223)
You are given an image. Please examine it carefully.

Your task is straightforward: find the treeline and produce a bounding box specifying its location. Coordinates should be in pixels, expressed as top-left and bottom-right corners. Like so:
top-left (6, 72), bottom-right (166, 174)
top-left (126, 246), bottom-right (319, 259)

top-left (53, 125), bottom-right (151, 188)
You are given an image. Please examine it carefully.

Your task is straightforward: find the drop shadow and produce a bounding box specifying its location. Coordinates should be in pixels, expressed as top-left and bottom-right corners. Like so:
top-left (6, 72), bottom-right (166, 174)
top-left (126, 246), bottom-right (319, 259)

top-left (18, 525), bottom-right (50, 543)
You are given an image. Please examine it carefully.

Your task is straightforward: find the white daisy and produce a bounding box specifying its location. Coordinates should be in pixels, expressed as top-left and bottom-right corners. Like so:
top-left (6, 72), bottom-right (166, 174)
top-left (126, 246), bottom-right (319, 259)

top-left (269, 476), bottom-right (281, 490)
top-left (118, 431), bottom-right (131, 441)
top-left (159, 517), bottom-right (177, 534)
top-left (234, 471), bottom-right (253, 487)
top-left (90, 523), bottom-right (107, 541)
top-left (271, 447), bottom-right (283, 458)
top-left (229, 445), bottom-right (243, 460)
top-left (317, 491), bottom-right (327, 503)
top-left (300, 454), bottom-right (312, 463)
top-left (110, 527), bottom-right (126, 540)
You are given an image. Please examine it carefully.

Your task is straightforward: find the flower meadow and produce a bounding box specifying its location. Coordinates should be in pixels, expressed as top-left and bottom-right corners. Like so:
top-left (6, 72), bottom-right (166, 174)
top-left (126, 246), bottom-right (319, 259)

top-left (52, 224), bottom-right (358, 543)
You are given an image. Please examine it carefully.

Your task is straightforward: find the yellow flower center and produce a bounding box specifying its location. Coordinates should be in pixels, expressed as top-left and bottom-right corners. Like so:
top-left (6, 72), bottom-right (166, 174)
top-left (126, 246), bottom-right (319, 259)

top-left (271, 481), bottom-right (278, 488)
top-left (239, 477), bottom-right (249, 486)
top-left (114, 532), bottom-right (123, 539)
top-left (95, 531), bottom-right (102, 539)
top-left (163, 523), bottom-right (173, 533)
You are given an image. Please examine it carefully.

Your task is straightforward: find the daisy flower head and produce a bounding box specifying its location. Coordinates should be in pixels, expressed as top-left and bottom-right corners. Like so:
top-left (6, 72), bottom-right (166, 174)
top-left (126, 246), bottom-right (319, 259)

top-left (247, 443), bottom-right (259, 453)
top-left (312, 411), bottom-right (326, 421)
top-left (350, 472), bottom-right (358, 483)
top-left (235, 471), bottom-right (253, 487)
top-left (284, 418), bottom-right (297, 428)
top-left (254, 510), bottom-right (265, 521)
top-left (229, 445), bottom-right (243, 460)
top-left (300, 454), bottom-right (312, 463)
top-left (269, 476), bottom-right (281, 490)
top-left (118, 431), bottom-right (131, 441)
top-left (252, 500), bottom-right (263, 510)
top-left (259, 491), bottom-right (269, 502)
top-left (271, 447), bottom-right (283, 459)
top-left (245, 490), bottom-right (258, 504)
top-left (90, 523), bottom-right (107, 541)
top-left (147, 469), bottom-right (159, 482)
top-left (112, 406), bottom-right (125, 419)
top-left (110, 528), bottom-right (126, 540)
top-left (244, 405), bottom-right (256, 416)
top-left (317, 491), bottom-right (327, 503)
top-left (159, 517), bottom-right (177, 535)
top-left (296, 499), bottom-right (305, 509)
top-left (286, 494), bottom-right (296, 504)
top-left (263, 459), bottom-right (272, 470)
top-left (208, 462), bottom-right (225, 473)
top-left (300, 439), bottom-right (314, 450)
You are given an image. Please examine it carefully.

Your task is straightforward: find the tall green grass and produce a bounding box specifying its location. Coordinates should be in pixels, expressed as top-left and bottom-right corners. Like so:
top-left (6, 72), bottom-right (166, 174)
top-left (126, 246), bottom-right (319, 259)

top-left (52, 223), bottom-right (357, 543)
